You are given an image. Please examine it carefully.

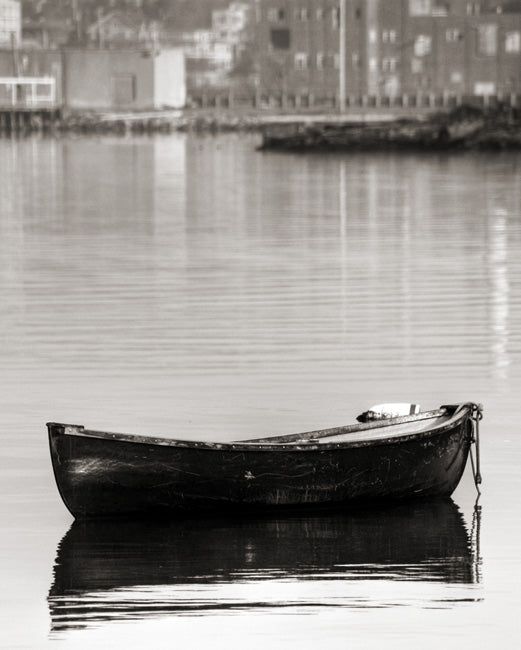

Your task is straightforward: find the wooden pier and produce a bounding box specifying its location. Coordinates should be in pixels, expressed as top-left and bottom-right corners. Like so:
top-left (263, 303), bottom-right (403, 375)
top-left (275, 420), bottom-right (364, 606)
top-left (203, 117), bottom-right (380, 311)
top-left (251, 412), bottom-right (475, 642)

top-left (0, 77), bottom-right (61, 135)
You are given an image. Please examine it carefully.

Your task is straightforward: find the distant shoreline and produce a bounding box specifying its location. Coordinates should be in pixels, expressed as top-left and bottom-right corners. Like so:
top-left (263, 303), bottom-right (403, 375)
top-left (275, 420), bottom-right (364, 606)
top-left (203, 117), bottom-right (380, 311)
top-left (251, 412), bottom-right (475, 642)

top-left (2, 104), bottom-right (521, 150)
top-left (58, 108), bottom-right (265, 134)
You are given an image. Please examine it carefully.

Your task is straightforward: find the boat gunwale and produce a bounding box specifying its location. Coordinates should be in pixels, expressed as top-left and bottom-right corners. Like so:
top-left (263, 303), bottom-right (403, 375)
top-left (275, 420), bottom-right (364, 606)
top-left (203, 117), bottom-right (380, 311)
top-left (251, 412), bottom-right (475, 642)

top-left (46, 404), bottom-right (471, 452)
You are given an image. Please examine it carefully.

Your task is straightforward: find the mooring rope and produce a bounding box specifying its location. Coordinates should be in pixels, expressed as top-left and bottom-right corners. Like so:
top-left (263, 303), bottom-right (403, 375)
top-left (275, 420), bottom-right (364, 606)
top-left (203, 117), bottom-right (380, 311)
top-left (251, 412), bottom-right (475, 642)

top-left (468, 403), bottom-right (483, 494)
top-left (470, 498), bottom-right (483, 583)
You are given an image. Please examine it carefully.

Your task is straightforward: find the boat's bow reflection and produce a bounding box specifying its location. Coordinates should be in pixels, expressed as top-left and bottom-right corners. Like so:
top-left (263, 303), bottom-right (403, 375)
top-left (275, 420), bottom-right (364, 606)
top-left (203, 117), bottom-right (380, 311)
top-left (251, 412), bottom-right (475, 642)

top-left (49, 500), bottom-right (481, 631)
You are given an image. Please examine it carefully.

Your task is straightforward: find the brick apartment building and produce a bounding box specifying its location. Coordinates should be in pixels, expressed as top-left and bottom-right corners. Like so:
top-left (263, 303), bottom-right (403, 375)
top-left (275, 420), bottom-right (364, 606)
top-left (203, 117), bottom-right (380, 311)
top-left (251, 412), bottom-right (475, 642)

top-left (255, 0), bottom-right (521, 101)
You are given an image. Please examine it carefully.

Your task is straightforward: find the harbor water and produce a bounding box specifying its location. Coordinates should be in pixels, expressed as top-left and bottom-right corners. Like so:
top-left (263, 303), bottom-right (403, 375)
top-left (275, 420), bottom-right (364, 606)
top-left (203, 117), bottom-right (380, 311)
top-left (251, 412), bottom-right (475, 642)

top-left (0, 133), bottom-right (520, 649)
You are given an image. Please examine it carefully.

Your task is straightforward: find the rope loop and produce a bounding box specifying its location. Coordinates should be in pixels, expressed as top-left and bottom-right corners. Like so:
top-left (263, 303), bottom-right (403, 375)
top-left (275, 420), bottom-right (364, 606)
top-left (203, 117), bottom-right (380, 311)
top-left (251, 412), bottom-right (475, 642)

top-left (468, 403), bottom-right (483, 492)
top-left (471, 403), bottom-right (484, 421)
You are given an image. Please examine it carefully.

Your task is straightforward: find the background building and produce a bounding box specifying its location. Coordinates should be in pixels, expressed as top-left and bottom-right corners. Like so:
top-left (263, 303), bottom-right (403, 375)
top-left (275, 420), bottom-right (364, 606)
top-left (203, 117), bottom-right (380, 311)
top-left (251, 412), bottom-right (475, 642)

top-left (180, 2), bottom-right (253, 88)
top-left (0, 0), bottom-right (21, 47)
top-left (63, 48), bottom-right (185, 110)
top-left (255, 0), bottom-right (341, 99)
top-left (255, 0), bottom-right (521, 102)
top-left (3, 1), bottom-right (521, 111)
top-left (0, 46), bottom-right (185, 110)
top-left (85, 9), bottom-right (160, 50)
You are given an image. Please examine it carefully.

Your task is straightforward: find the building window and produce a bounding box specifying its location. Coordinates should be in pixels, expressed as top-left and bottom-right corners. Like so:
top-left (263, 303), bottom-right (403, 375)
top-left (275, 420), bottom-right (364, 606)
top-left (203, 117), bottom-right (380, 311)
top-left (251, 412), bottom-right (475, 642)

top-left (432, 2), bottom-right (449, 16)
top-left (409, 0), bottom-right (431, 16)
top-left (332, 7), bottom-right (340, 28)
top-left (382, 57), bottom-right (397, 72)
top-left (466, 2), bottom-right (480, 15)
top-left (295, 52), bottom-right (308, 70)
top-left (369, 57), bottom-right (378, 71)
top-left (477, 24), bottom-right (498, 56)
top-left (270, 28), bottom-right (290, 49)
top-left (316, 7), bottom-right (324, 20)
top-left (446, 28), bottom-right (461, 42)
top-left (474, 81), bottom-right (495, 95)
top-left (414, 34), bottom-right (432, 56)
top-left (296, 7), bottom-right (308, 21)
top-left (316, 52), bottom-right (325, 69)
top-left (505, 31), bottom-right (521, 53)
top-left (267, 7), bottom-right (285, 22)
top-left (382, 29), bottom-right (397, 43)
top-left (411, 58), bottom-right (423, 73)
top-left (369, 29), bottom-right (377, 44)
top-left (450, 71), bottom-right (463, 84)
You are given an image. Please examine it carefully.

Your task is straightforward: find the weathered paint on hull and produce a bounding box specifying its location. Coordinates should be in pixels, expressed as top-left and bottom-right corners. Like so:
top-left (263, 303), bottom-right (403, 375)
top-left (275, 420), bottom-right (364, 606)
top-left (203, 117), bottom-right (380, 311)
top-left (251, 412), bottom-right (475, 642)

top-left (48, 416), bottom-right (472, 518)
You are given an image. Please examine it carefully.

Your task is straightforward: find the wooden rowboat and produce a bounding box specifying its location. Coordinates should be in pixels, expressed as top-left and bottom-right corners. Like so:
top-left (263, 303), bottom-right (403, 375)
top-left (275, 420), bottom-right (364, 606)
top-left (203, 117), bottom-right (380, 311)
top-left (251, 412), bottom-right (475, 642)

top-left (47, 402), bottom-right (482, 518)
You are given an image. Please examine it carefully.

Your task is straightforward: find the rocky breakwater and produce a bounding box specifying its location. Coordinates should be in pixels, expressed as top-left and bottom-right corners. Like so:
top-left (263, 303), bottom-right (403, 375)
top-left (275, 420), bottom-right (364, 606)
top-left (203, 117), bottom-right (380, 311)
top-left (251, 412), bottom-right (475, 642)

top-left (58, 109), bottom-right (264, 134)
top-left (259, 105), bottom-right (521, 152)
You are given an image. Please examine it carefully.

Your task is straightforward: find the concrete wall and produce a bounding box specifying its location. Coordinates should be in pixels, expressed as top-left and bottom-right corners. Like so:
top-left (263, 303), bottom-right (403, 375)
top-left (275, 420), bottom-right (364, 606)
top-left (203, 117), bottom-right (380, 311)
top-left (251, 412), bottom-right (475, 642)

top-left (63, 49), bottom-right (155, 110)
top-left (63, 48), bottom-right (186, 110)
top-left (153, 48), bottom-right (186, 108)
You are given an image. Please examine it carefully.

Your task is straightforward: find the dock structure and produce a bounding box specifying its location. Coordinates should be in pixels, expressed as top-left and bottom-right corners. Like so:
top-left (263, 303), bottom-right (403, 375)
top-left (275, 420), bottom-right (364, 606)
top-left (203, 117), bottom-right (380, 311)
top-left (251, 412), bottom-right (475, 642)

top-left (0, 77), bottom-right (61, 134)
top-left (186, 89), bottom-right (521, 114)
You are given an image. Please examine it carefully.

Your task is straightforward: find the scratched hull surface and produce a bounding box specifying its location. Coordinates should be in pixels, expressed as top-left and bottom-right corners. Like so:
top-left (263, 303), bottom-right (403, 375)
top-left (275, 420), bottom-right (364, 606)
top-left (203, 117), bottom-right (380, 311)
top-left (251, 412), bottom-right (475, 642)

top-left (48, 405), bottom-right (474, 518)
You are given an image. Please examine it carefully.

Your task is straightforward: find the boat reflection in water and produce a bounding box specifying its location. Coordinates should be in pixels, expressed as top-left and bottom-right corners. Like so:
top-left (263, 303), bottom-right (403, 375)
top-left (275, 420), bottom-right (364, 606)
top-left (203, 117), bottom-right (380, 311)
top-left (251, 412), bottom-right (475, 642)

top-left (48, 500), bottom-right (481, 632)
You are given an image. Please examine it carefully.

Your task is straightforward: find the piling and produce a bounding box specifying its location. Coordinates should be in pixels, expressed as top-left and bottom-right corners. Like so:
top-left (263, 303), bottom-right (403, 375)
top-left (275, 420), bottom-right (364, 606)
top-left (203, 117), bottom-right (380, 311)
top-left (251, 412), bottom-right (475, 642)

top-left (0, 108), bottom-right (62, 136)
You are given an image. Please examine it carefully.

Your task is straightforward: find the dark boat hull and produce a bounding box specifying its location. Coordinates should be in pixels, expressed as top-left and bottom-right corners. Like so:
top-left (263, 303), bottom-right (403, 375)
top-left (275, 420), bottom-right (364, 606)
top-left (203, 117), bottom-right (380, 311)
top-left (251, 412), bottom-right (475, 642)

top-left (48, 405), bottom-right (476, 518)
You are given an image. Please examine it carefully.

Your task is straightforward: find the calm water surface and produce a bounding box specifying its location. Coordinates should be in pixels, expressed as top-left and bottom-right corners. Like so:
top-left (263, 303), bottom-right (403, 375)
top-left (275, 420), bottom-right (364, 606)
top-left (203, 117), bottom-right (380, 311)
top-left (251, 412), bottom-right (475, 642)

top-left (1, 134), bottom-right (520, 649)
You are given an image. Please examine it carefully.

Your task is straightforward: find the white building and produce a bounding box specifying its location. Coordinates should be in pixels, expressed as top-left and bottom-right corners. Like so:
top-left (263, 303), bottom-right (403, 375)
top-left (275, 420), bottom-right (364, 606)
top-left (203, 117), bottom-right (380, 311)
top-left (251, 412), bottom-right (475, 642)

top-left (180, 2), bottom-right (252, 88)
top-left (212, 2), bottom-right (250, 46)
top-left (0, 0), bottom-right (21, 47)
top-left (185, 29), bottom-right (234, 68)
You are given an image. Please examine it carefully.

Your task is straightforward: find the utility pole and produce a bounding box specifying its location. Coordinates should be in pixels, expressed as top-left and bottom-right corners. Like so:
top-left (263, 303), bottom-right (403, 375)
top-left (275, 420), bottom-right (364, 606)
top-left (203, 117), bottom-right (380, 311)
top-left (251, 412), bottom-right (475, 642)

top-left (339, 0), bottom-right (346, 112)
top-left (10, 32), bottom-right (20, 76)
top-left (72, 0), bottom-right (81, 43)
top-left (97, 7), bottom-right (104, 49)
